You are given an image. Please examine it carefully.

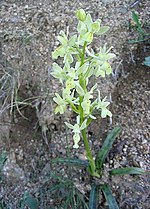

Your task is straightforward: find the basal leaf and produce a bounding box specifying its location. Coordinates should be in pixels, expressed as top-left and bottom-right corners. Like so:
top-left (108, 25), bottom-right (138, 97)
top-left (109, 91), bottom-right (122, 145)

top-left (25, 193), bottom-right (38, 209)
top-left (0, 151), bottom-right (7, 171)
top-left (89, 184), bottom-right (100, 209)
top-left (0, 151), bottom-right (7, 181)
top-left (20, 192), bottom-right (38, 209)
top-left (101, 184), bottom-right (119, 209)
top-left (110, 167), bottom-right (145, 176)
top-left (95, 127), bottom-right (122, 175)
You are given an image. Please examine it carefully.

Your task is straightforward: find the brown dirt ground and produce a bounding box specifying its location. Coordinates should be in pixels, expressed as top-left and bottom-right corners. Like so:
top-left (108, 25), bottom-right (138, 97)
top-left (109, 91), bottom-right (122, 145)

top-left (0, 0), bottom-right (150, 208)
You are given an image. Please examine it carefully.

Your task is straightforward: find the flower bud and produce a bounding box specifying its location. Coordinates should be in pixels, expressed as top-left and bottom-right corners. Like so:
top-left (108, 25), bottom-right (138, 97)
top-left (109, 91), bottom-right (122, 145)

top-left (76, 9), bottom-right (86, 21)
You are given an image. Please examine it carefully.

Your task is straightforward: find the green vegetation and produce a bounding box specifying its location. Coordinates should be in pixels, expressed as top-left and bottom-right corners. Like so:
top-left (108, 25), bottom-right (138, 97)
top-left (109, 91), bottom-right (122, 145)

top-left (0, 151), bottom-right (7, 181)
top-left (128, 10), bottom-right (150, 68)
top-left (0, 152), bottom-right (8, 209)
top-left (0, 8), bottom-right (146, 209)
top-left (19, 192), bottom-right (38, 209)
top-left (128, 11), bottom-right (150, 44)
top-left (143, 56), bottom-right (150, 67)
top-left (51, 9), bottom-right (145, 208)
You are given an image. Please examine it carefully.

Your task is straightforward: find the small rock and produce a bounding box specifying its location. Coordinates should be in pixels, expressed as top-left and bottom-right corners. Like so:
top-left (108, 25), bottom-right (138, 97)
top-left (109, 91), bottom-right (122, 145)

top-left (54, 16), bottom-right (62, 23)
top-left (3, 158), bottom-right (26, 183)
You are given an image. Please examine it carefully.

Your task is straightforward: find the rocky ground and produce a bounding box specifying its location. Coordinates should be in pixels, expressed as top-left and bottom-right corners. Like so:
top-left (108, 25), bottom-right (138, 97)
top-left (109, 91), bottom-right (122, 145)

top-left (0, 0), bottom-right (150, 208)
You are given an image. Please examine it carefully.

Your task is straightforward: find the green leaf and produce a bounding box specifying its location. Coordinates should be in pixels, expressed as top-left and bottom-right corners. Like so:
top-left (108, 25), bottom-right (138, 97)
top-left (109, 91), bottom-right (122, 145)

top-left (132, 11), bottom-right (141, 27)
top-left (0, 151), bottom-right (7, 171)
top-left (0, 151), bottom-right (7, 181)
top-left (25, 194), bottom-right (38, 209)
top-left (48, 182), bottom-right (69, 193)
top-left (101, 184), bottom-right (119, 209)
top-left (89, 184), bottom-right (99, 209)
top-left (143, 56), bottom-right (150, 67)
top-left (51, 158), bottom-right (89, 168)
top-left (110, 167), bottom-right (145, 176)
top-left (20, 192), bottom-right (38, 209)
top-left (95, 127), bottom-right (122, 175)
top-left (131, 11), bottom-right (145, 35)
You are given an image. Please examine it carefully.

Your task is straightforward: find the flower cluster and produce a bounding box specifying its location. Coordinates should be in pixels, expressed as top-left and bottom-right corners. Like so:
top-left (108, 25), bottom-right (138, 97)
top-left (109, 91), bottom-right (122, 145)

top-left (51, 9), bottom-right (115, 148)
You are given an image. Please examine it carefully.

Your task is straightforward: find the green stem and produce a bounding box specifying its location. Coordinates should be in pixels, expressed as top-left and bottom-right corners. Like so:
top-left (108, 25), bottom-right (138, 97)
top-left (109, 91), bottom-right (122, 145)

top-left (81, 42), bottom-right (87, 65)
top-left (81, 128), bottom-right (96, 174)
top-left (78, 41), bottom-right (99, 177)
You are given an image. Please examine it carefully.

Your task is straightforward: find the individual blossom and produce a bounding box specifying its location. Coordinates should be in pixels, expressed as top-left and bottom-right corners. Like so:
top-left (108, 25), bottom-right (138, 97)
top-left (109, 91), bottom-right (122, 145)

top-left (53, 93), bottom-right (67, 114)
top-left (65, 78), bottom-right (76, 90)
top-left (62, 88), bottom-right (79, 113)
top-left (97, 44), bottom-right (116, 62)
top-left (86, 45), bottom-right (115, 77)
top-left (94, 62), bottom-right (112, 78)
top-left (76, 10), bottom-right (109, 46)
top-left (81, 94), bottom-right (91, 115)
top-left (81, 84), bottom-right (97, 116)
top-left (51, 63), bottom-right (67, 84)
top-left (96, 90), bottom-right (112, 118)
top-left (52, 30), bottom-right (77, 64)
top-left (65, 117), bottom-right (87, 148)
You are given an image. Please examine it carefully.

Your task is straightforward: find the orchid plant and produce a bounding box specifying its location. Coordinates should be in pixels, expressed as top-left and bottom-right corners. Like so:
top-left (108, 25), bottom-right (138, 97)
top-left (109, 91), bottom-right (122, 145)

top-left (51, 9), bottom-right (115, 177)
